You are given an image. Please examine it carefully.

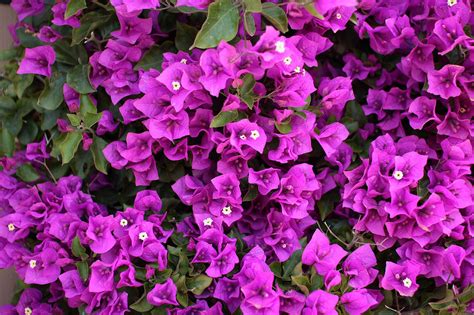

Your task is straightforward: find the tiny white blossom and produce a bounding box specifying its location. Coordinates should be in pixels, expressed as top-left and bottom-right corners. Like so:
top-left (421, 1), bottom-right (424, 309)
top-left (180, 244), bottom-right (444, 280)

top-left (294, 66), bottom-right (301, 73)
top-left (120, 219), bottom-right (128, 227)
top-left (24, 307), bottom-right (33, 315)
top-left (8, 223), bottom-right (15, 232)
top-left (250, 130), bottom-right (260, 140)
top-left (172, 81), bottom-right (181, 91)
top-left (336, 13), bottom-right (342, 20)
top-left (29, 260), bottom-right (37, 269)
top-left (180, 58), bottom-right (187, 64)
top-left (447, 0), bottom-right (457, 6)
top-left (275, 41), bottom-right (285, 53)
top-left (283, 56), bottom-right (292, 65)
top-left (402, 277), bottom-right (412, 288)
top-left (222, 206), bottom-right (232, 215)
top-left (239, 134), bottom-right (247, 140)
top-left (138, 232), bottom-right (148, 241)
top-left (393, 170), bottom-right (404, 180)
top-left (203, 217), bottom-right (213, 226)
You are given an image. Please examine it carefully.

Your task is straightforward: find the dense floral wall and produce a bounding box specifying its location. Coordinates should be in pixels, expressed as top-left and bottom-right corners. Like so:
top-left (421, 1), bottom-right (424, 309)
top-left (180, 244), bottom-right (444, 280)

top-left (0, 0), bottom-right (473, 314)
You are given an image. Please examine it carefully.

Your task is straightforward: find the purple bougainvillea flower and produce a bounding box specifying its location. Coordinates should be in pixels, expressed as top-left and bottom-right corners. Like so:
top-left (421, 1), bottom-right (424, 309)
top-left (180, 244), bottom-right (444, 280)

top-left (89, 260), bottom-right (115, 293)
top-left (277, 288), bottom-right (305, 314)
top-left (427, 65), bottom-right (465, 99)
top-left (51, 2), bottom-right (81, 28)
top-left (134, 190), bottom-right (162, 212)
top-left (227, 119), bottom-right (267, 154)
top-left (111, 14), bottom-right (152, 44)
top-left (343, 244), bottom-right (378, 288)
top-left (302, 229), bottom-right (347, 275)
top-left (381, 261), bottom-right (421, 297)
top-left (25, 137), bottom-right (49, 161)
top-left (341, 289), bottom-right (383, 315)
top-left (315, 123), bottom-right (349, 156)
top-left (407, 96), bottom-right (439, 129)
top-left (385, 188), bottom-right (420, 217)
top-left (211, 173), bottom-right (241, 203)
top-left (206, 243), bottom-right (239, 278)
top-left (11, 0), bottom-right (44, 21)
top-left (24, 248), bottom-right (60, 285)
top-left (248, 168), bottom-right (280, 195)
top-left (17, 46), bottom-right (56, 77)
top-left (86, 215), bottom-right (117, 254)
top-left (241, 275), bottom-right (280, 314)
top-left (96, 110), bottom-right (118, 136)
top-left (437, 110), bottom-right (471, 139)
top-left (59, 270), bottom-right (86, 299)
top-left (302, 289), bottom-right (338, 315)
top-left (37, 26), bottom-right (62, 43)
top-left (147, 278), bottom-right (178, 307)
top-left (389, 151), bottom-right (428, 190)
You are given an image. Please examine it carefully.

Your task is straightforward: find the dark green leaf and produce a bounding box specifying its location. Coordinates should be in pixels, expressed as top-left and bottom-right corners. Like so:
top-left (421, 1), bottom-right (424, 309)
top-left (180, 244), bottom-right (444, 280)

top-left (80, 94), bottom-right (97, 115)
top-left (71, 236), bottom-right (88, 259)
top-left (282, 250), bottom-right (302, 279)
top-left (176, 23), bottom-right (199, 51)
top-left (38, 74), bottom-right (66, 111)
top-left (303, 2), bottom-right (324, 19)
top-left (65, 0), bottom-right (86, 19)
top-left (244, 0), bottom-right (262, 12)
top-left (16, 27), bottom-right (43, 48)
top-left (1, 127), bottom-right (15, 156)
top-left (57, 131), bottom-right (82, 164)
top-left (83, 112), bottom-right (102, 128)
top-left (243, 185), bottom-right (258, 202)
top-left (291, 274), bottom-right (310, 295)
top-left (192, 0), bottom-right (240, 49)
top-left (261, 3), bottom-right (288, 33)
top-left (186, 275), bottom-right (212, 295)
top-left (244, 12), bottom-right (256, 36)
top-left (134, 41), bottom-right (175, 71)
top-left (72, 12), bottom-right (112, 45)
top-left (16, 164), bottom-right (40, 182)
top-left (239, 73), bottom-right (257, 109)
top-left (18, 121), bottom-right (38, 145)
top-left (67, 114), bottom-right (82, 127)
top-left (130, 290), bottom-right (154, 313)
top-left (53, 39), bottom-right (88, 66)
top-left (275, 121), bottom-right (292, 134)
top-left (91, 136), bottom-right (108, 174)
top-left (0, 48), bottom-right (19, 61)
top-left (76, 261), bottom-right (89, 281)
top-left (0, 96), bottom-right (16, 116)
top-left (13, 74), bottom-right (34, 99)
top-left (210, 110), bottom-right (239, 128)
top-left (66, 64), bottom-right (95, 94)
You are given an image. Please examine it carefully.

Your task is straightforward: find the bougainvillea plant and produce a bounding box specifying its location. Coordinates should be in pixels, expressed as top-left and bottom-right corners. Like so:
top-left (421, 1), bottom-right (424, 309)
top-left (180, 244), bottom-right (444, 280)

top-left (0, 0), bottom-right (472, 314)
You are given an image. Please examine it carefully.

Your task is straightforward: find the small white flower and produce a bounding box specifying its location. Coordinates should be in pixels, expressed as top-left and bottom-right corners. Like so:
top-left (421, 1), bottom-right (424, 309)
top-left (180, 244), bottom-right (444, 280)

top-left (172, 81), bottom-right (181, 91)
top-left (180, 58), bottom-right (187, 64)
top-left (7, 223), bottom-right (15, 232)
top-left (336, 13), bottom-right (342, 20)
top-left (250, 130), bottom-right (260, 140)
top-left (294, 66), bottom-right (301, 73)
top-left (138, 232), bottom-right (148, 241)
top-left (29, 260), bottom-right (37, 269)
top-left (447, 0), bottom-right (457, 6)
top-left (275, 41), bottom-right (285, 53)
top-left (120, 219), bottom-right (128, 227)
top-left (283, 56), bottom-right (292, 65)
top-left (239, 134), bottom-right (247, 140)
top-left (24, 307), bottom-right (33, 315)
top-left (393, 170), bottom-right (404, 180)
top-left (402, 277), bottom-right (412, 288)
top-left (222, 206), bottom-right (232, 215)
top-left (203, 217), bottom-right (213, 226)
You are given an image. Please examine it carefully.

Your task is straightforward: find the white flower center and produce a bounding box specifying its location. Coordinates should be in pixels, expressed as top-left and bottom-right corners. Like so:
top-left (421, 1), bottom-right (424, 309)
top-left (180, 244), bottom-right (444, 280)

top-left (275, 41), bottom-right (285, 53)
top-left (283, 56), bottom-right (292, 65)
top-left (24, 307), bottom-right (33, 315)
top-left (250, 130), bottom-right (260, 140)
top-left (172, 81), bottom-right (181, 91)
top-left (294, 66), bottom-right (301, 73)
top-left (203, 217), bottom-right (213, 226)
top-left (138, 232), bottom-right (148, 241)
top-left (222, 206), bottom-right (232, 215)
top-left (239, 134), bottom-right (247, 140)
top-left (120, 219), bottom-right (128, 227)
top-left (29, 260), bottom-right (37, 269)
top-left (402, 277), bottom-right (412, 288)
top-left (180, 58), bottom-right (187, 64)
top-left (336, 13), bottom-right (342, 20)
top-left (8, 223), bottom-right (15, 232)
top-left (447, 0), bottom-right (457, 6)
top-left (393, 170), bottom-right (404, 180)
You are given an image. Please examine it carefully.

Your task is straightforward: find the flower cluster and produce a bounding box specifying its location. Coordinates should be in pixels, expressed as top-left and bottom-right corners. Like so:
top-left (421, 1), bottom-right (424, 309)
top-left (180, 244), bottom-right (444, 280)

top-left (0, 0), bottom-right (472, 314)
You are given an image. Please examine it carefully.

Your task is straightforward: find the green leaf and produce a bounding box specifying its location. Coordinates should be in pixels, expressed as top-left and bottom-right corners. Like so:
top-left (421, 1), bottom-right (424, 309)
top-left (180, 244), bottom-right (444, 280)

top-left (16, 164), bottom-right (40, 182)
top-left (210, 110), bottom-right (239, 128)
top-left (0, 96), bottom-right (17, 117)
top-left (80, 94), bottom-right (97, 115)
top-left (57, 131), bottom-right (83, 164)
top-left (186, 275), bottom-right (212, 295)
top-left (303, 2), bottom-right (324, 19)
top-left (243, 185), bottom-right (258, 202)
top-left (176, 23), bottom-right (199, 51)
top-left (65, 0), bottom-right (86, 19)
top-left (71, 236), bottom-right (88, 259)
top-left (1, 127), bottom-right (15, 156)
top-left (130, 290), bottom-right (153, 312)
top-left (67, 64), bottom-right (95, 94)
top-left (53, 39), bottom-right (89, 66)
top-left (67, 114), bottom-right (82, 127)
top-left (83, 112), bottom-right (102, 128)
top-left (91, 136), bottom-right (108, 174)
top-left (38, 74), bottom-right (66, 111)
top-left (16, 27), bottom-right (43, 48)
top-left (261, 3), bottom-right (288, 33)
top-left (282, 250), bottom-right (302, 279)
top-left (239, 74), bottom-right (257, 109)
top-left (244, 0), bottom-right (262, 12)
top-left (317, 189), bottom-right (340, 221)
top-left (134, 41), bottom-right (175, 71)
top-left (18, 121), bottom-right (38, 145)
top-left (192, 0), bottom-right (240, 49)
top-left (72, 12), bottom-right (112, 45)
top-left (13, 74), bottom-right (34, 99)
top-left (291, 274), bottom-right (310, 295)
top-left (244, 12), bottom-right (256, 36)
top-left (0, 48), bottom-right (19, 61)
top-left (76, 261), bottom-right (89, 281)
top-left (275, 121), bottom-right (292, 134)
